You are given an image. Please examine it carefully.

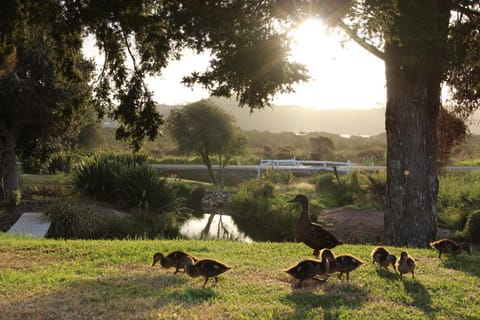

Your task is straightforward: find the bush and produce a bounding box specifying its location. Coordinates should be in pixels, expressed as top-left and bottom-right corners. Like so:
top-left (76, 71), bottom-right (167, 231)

top-left (46, 200), bottom-right (104, 239)
top-left (464, 210), bottom-right (480, 242)
top-left (114, 164), bottom-right (178, 211)
top-left (314, 172), bottom-right (361, 207)
top-left (45, 199), bottom-right (174, 239)
top-left (229, 179), bottom-right (296, 241)
top-left (261, 168), bottom-right (294, 185)
top-left (9, 189), bottom-right (21, 206)
top-left (71, 152), bottom-right (150, 201)
top-left (437, 172), bottom-right (480, 231)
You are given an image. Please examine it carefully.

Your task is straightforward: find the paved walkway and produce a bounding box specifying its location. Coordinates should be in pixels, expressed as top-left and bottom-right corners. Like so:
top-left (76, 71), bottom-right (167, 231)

top-left (7, 212), bottom-right (51, 237)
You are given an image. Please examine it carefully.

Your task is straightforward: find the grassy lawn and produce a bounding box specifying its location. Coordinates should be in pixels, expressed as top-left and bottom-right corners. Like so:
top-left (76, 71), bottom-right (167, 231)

top-left (0, 234), bottom-right (479, 319)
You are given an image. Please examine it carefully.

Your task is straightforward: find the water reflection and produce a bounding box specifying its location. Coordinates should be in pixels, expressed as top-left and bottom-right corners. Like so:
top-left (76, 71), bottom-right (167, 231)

top-left (180, 213), bottom-right (252, 242)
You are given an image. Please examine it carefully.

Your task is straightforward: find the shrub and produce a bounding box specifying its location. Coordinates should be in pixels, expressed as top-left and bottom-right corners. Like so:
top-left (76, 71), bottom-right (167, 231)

top-left (229, 179), bottom-right (296, 241)
top-left (261, 168), bottom-right (294, 185)
top-left (176, 183), bottom-right (206, 213)
top-left (9, 189), bottom-right (21, 206)
top-left (46, 200), bottom-right (104, 239)
top-left (437, 172), bottom-right (480, 231)
top-left (114, 164), bottom-right (178, 211)
top-left (464, 210), bottom-right (480, 242)
top-left (314, 172), bottom-right (361, 207)
top-left (71, 152), bottom-right (149, 201)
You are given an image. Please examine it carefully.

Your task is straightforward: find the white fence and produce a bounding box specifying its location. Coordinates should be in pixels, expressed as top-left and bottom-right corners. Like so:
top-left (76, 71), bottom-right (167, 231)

top-left (257, 158), bottom-right (355, 178)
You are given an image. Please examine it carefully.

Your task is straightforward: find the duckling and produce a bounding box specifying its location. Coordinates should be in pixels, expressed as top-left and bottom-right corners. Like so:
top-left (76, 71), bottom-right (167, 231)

top-left (289, 194), bottom-right (343, 258)
top-left (152, 251), bottom-right (197, 274)
top-left (321, 249), bottom-right (364, 282)
top-left (397, 251), bottom-right (416, 278)
top-left (180, 256), bottom-right (231, 288)
top-left (284, 249), bottom-right (331, 288)
top-left (371, 246), bottom-right (397, 271)
top-left (430, 239), bottom-right (471, 260)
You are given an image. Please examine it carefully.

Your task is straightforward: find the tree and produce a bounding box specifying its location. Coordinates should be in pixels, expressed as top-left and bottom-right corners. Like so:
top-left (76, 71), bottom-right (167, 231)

top-left (166, 100), bottom-right (245, 186)
top-left (264, 1), bottom-right (478, 247)
top-left (0, 2), bottom-right (95, 198)
top-left (309, 136), bottom-right (335, 160)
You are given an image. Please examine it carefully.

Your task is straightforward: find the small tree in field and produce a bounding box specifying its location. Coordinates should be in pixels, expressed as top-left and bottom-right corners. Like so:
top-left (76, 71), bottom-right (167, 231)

top-left (167, 100), bottom-right (246, 186)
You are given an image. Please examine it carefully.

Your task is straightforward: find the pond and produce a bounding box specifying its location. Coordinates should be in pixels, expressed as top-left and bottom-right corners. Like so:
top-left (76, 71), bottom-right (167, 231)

top-left (179, 213), bottom-right (253, 242)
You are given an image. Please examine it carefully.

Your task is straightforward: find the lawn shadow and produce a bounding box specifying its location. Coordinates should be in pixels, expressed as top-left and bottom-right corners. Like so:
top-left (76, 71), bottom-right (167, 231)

top-left (0, 272), bottom-right (191, 319)
top-left (441, 255), bottom-right (480, 278)
top-left (374, 268), bottom-right (399, 281)
top-left (282, 282), bottom-right (367, 319)
top-left (402, 278), bottom-right (436, 320)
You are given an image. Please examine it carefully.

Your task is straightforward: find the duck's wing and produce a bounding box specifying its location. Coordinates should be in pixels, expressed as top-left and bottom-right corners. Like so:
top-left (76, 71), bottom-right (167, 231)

top-left (198, 259), bottom-right (230, 276)
top-left (309, 224), bottom-right (342, 245)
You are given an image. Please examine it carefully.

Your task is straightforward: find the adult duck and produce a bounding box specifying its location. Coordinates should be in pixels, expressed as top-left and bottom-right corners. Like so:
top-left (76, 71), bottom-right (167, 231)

top-left (289, 194), bottom-right (343, 258)
top-left (152, 251), bottom-right (197, 274)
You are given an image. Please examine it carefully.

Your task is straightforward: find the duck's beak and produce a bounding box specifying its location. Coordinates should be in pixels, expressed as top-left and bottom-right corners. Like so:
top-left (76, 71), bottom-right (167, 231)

top-left (288, 199), bottom-right (295, 203)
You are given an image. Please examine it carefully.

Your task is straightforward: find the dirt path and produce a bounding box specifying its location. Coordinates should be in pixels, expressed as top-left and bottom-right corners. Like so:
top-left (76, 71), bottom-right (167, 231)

top-left (320, 208), bottom-right (384, 245)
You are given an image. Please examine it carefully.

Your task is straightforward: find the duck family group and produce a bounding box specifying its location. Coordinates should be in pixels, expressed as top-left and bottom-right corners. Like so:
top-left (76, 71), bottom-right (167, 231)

top-left (151, 194), bottom-right (472, 289)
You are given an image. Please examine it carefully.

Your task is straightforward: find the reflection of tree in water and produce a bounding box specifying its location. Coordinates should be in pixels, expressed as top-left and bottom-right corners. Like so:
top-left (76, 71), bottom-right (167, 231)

top-left (230, 212), bottom-right (295, 242)
top-left (199, 212), bottom-right (243, 241)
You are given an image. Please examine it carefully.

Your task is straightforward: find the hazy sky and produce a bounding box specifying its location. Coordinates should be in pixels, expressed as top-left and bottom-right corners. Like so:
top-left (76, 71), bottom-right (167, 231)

top-left (85, 18), bottom-right (387, 110)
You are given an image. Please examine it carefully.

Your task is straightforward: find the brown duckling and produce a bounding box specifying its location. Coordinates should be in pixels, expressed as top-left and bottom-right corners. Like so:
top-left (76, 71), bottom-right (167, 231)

top-left (152, 251), bottom-right (197, 274)
top-left (321, 249), bottom-right (364, 282)
top-left (180, 256), bottom-right (231, 288)
top-left (284, 249), bottom-right (331, 288)
top-left (289, 194), bottom-right (343, 258)
top-left (397, 251), bottom-right (416, 278)
top-left (371, 246), bottom-right (397, 271)
top-left (430, 239), bottom-right (471, 260)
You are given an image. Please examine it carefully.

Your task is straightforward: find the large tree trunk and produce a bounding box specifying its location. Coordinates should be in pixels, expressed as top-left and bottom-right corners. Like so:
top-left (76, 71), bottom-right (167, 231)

top-left (383, 1), bottom-right (451, 247)
top-left (0, 127), bottom-right (19, 199)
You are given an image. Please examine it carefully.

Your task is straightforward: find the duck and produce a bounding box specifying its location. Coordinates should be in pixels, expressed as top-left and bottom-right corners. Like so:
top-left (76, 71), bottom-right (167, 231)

top-left (152, 251), bottom-right (197, 274)
top-left (396, 251), bottom-right (416, 278)
top-left (289, 194), bottom-right (343, 258)
top-left (430, 239), bottom-right (471, 260)
top-left (371, 246), bottom-right (397, 271)
top-left (180, 256), bottom-right (231, 288)
top-left (284, 248), bottom-right (331, 288)
top-left (321, 249), bottom-right (364, 282)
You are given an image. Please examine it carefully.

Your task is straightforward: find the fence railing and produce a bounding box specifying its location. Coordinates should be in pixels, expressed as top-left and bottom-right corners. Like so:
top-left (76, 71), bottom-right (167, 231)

top-left (257, 158), bottom-right (355, 178)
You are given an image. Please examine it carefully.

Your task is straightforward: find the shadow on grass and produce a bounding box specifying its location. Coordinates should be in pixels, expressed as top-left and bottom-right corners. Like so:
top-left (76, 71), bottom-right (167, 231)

top-left (375, 268), bottom-right (399, 280)
top-left (0, 272), bottom-right (192, 320)
top-left (402, 278), bottom-right (436, 320)
top-left (282, 282), bottom-right (367, 319)
top-left (441, 255), bottom-right (480, 277)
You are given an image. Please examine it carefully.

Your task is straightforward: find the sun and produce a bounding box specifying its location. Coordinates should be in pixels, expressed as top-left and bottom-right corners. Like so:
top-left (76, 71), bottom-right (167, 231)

top-left (273, 17), bottom-right (386, 109)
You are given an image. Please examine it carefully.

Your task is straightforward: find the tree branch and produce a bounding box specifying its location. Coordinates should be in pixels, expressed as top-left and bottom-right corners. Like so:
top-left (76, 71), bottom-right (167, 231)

top-left (337, 20), bottom-right (385, 61)
top-left (452, 3), bottom-right (480, 20)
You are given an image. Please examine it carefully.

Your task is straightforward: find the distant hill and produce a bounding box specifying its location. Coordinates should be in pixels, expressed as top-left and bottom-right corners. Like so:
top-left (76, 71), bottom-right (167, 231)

top-left (155, 97), bottom-right (480, 136)
top-left (157, 97), bottom-right (386, 136)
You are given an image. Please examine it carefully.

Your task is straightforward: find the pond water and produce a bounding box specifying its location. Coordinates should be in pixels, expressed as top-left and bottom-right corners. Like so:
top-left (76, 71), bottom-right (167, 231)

top-left (179, 213), bottom-right (252, 242)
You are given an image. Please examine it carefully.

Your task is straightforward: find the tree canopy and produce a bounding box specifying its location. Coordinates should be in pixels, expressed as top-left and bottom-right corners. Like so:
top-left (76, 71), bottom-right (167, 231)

top-left (166, 99), bottom-right (246, 185)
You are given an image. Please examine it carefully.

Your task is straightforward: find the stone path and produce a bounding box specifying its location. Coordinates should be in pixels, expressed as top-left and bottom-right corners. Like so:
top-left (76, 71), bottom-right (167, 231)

top-left (7, 212), bottom-right (51, 237)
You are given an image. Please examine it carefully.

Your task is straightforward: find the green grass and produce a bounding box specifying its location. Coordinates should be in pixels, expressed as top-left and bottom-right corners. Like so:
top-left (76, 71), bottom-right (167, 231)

top-left (0, 235), bottom-right (479, 319)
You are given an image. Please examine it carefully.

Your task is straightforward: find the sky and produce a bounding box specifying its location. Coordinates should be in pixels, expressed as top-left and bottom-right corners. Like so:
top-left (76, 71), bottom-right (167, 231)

top-left (85, 18), bottom-right (387, 110)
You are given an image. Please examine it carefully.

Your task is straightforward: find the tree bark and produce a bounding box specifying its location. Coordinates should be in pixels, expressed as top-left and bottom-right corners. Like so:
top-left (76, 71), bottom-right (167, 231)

top-left (0, 127), bottom-right (19, 199)
top-left (383, 1), bottom-right (451, 247)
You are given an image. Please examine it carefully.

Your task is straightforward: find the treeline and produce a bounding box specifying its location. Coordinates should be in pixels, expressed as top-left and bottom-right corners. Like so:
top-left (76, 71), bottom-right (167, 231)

top-left (100, 126), bottom-right (480, 166)
top-left (101, 127), bottom-right (388, 165)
